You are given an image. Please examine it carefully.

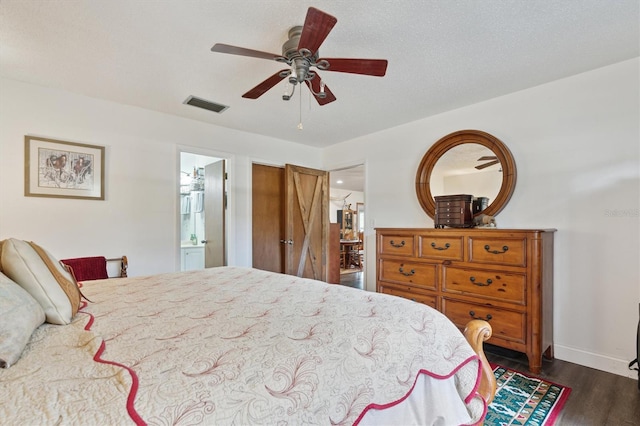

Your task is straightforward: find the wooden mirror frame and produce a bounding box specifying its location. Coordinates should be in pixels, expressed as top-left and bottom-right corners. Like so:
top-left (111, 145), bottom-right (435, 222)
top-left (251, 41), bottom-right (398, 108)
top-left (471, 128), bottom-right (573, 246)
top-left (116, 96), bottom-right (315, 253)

top-left (415, 129), bottom-right (517, 219)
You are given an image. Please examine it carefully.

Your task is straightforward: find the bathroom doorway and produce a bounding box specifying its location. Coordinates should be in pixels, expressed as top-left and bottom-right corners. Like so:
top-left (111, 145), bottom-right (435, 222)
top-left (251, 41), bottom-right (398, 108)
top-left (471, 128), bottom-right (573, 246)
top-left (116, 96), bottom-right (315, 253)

top-left (179, 151), bottom-right (226, 270)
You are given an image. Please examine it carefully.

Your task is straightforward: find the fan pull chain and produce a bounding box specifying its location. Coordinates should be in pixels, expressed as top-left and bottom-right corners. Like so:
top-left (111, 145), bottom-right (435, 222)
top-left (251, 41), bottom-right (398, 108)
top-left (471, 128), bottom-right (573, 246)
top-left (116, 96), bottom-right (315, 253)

top-left (297, 86), bottom-right (303, 130)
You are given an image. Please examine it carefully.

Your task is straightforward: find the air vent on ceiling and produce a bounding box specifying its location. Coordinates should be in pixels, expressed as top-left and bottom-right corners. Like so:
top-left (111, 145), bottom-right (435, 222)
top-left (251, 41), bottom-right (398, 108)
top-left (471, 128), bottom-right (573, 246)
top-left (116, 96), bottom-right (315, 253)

top-left (183, 96), bottom-right (229, 113)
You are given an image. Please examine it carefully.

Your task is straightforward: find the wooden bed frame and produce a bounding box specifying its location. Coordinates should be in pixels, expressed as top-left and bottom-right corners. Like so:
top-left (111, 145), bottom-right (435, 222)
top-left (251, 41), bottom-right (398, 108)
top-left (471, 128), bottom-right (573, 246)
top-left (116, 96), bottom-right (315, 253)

top-left (463, 319), bottom-right (497, 404)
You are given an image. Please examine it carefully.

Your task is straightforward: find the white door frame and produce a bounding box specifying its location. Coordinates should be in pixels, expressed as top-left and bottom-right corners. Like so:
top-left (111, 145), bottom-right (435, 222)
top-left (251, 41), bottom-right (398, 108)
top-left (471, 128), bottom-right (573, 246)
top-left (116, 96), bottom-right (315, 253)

top-left (176, 145), bottom-right (236, 271)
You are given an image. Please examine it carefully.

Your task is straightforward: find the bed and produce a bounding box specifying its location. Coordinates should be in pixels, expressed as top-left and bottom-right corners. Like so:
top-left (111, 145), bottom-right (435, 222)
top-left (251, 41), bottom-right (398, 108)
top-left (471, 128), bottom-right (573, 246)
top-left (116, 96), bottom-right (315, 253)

top-left (0, 239), bottom-right (495, 425)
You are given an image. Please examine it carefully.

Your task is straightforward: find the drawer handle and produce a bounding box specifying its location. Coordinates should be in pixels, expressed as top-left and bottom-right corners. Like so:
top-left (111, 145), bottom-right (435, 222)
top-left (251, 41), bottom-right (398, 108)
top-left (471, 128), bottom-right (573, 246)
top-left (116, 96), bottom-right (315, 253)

top-left (469, 310), bottom-right (493, 321)
top-left (390, 240), bottom-right (406, 248)
top-left (484, 244), bottom-right (509, 254)
top-left (469, 276), bottom-right (493, 287)
top-left (430, 242), bottom-right (450, 251)
top-left (398, 266), bottom-right (415, 276)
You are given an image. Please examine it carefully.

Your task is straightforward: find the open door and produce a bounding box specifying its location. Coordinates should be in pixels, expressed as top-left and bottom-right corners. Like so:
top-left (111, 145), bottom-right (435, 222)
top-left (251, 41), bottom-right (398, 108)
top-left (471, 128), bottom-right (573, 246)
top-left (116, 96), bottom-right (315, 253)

top-left (284, 164), bottom-right (329, 280)
top-left (252, 164), bottom-right (285, 273)
top-left (204, 160), bottom-right (225, 267)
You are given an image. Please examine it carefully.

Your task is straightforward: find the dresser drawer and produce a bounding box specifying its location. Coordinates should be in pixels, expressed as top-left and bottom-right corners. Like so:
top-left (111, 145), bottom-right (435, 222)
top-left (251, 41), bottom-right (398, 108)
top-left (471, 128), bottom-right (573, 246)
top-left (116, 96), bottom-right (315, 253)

top-left (379, 284), bottom-right (437, 309)
top-left (418, 236), bottom-right (464, 261)
top-left (436, 199), bottom-right (470, 209)
top-left (468, 237), bottom-right (526, 267)
top-left (378, 234), bottom-right (415, 256)
top-left (442, 267), bottom-right (526, 305)
top-left (442, 299), bottom-right (526, 344)
top-left (435, 216), bottom-right (466, 227)
top-left (436, 210), bottom-right (465, 219)
top-left (378, 259), bottom-right (437, 290)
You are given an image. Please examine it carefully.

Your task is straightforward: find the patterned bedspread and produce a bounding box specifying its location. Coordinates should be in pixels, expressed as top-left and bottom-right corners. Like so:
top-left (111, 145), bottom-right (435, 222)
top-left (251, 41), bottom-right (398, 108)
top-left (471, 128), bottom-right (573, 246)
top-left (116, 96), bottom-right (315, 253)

top-left (1, 266), bottom-right (486, 425)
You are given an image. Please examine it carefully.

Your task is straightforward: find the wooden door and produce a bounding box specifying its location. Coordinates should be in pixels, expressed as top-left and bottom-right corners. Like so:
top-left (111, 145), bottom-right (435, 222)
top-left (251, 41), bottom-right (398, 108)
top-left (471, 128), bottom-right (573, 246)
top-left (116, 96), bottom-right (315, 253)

top-left (327, 223), bottom-right (340, 284)
top-left (252, 164), bottom-right (284, 273)
top-left (204, 160), bottom-right (225, 267)
top-left (284, 164), bottom-right (329, 280)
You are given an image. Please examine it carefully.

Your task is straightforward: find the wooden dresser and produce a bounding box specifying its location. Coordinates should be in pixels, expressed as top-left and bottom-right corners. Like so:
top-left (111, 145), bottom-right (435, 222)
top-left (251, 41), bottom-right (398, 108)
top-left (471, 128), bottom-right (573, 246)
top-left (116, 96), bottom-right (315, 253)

top-left (376, 228), bottom-right (555, 374)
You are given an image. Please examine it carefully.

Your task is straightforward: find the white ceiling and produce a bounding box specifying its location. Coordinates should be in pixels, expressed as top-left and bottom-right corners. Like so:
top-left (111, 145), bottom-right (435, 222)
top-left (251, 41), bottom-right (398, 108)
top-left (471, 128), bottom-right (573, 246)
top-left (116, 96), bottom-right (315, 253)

top-left (330, 164), bottom-right (365, 192)
top-left (1, 1), bottom-right (638, 153)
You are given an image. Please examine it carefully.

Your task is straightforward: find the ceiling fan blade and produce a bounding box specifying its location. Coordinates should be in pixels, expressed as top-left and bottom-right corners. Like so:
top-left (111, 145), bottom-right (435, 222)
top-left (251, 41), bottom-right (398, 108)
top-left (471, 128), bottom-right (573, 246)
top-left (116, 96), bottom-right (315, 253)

top-left (477, 156), bottom-right (498, 161)
top-left (297, 7), bottom-right (337, 55)
top-left (242, 70), bottom-right (288, 99)
top-left (211, 43), bottom-right (281, 61)
top-left (319, 58), bottom-right (388, 76)
top-left (475, 160), bottom-right (500, 170)
top-left (305, 74), bottom-right (336, 106)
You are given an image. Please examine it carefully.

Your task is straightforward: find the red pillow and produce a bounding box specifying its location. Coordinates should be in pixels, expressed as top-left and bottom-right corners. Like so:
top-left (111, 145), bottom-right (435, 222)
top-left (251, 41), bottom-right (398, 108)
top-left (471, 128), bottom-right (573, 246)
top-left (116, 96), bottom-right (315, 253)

top-left (60, 257), bottom-right (108, 281)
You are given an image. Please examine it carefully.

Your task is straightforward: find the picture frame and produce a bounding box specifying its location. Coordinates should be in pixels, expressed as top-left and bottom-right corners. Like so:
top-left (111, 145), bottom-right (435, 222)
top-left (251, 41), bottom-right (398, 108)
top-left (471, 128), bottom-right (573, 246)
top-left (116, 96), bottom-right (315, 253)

top-left (24, 136), bottom-right (105, 200)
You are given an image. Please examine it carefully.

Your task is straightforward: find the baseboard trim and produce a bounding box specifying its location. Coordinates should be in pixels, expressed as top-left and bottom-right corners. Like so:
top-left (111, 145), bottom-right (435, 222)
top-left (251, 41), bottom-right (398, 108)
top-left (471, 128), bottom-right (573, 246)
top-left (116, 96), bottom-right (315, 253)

top-left (554, 344), bottom-right (638, 379)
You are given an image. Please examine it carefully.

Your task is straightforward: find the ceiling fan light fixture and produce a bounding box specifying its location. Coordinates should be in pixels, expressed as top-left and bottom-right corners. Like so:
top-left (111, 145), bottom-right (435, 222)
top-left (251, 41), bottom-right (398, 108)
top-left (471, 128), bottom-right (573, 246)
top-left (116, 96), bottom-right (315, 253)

top-left (306, 77), bottom-right (327, 99)
top-left (288, 70), bottom-right (299, 85)
top-left (210, 7), bottom-right (387, 106)
top-left (282, 84), bottom-right (295, 101)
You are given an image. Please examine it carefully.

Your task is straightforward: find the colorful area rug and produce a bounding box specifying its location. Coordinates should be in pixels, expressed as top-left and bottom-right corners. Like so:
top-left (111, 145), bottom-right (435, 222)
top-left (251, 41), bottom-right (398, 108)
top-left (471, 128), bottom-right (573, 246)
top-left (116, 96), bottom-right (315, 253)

top-left (485, 364), bottom-right (571, 425)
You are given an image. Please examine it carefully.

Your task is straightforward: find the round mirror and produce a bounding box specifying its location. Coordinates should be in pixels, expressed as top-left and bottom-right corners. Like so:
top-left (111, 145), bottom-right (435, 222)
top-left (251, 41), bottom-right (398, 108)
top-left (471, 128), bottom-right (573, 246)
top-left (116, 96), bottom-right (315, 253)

top-left (415, 130), bottom-right (517, 219)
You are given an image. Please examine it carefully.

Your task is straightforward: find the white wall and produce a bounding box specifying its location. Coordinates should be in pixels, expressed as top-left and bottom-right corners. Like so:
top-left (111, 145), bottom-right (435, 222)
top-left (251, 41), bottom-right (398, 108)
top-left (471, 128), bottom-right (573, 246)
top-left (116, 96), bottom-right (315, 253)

top-left (0, 78), bottom-right (322, 274)
top-left (323, 58), bottom-right (640, 378)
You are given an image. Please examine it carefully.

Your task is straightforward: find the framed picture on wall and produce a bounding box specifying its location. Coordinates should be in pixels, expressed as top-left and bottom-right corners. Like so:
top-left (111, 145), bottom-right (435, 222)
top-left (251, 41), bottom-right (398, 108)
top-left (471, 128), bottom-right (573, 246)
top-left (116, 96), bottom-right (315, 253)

top-left (24, 136), bottom-right (105, 200)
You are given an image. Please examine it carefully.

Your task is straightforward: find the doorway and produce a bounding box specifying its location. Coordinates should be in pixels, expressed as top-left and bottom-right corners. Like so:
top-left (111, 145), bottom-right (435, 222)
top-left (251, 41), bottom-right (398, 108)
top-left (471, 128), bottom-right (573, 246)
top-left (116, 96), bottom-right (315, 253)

top-left (251, 163), bottom-right (330, 281)
top-left (329, 164), bottom-right (365, 290)
top-left (179, 152), bottom-right (226, 271)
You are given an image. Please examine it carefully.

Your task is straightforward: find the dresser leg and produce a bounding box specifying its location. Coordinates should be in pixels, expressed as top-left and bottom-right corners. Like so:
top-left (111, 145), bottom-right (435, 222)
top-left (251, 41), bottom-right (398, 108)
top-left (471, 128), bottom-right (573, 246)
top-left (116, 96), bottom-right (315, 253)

top-left (528, 359), bottom-right (542, 375)
top-left (543, 345), bottom-right (554, 360)
top-left (527, 345), bottom-right (554, 374)
top-left (526, 348), bottom-right (543, 374)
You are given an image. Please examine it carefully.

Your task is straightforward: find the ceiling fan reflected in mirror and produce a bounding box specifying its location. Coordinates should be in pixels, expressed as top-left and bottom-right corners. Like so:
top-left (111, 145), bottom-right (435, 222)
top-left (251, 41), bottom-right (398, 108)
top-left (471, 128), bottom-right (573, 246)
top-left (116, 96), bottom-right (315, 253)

top-left (211, 7), bottom-right (388, 106)
top-left (475, 156), bottom-right (500, 170)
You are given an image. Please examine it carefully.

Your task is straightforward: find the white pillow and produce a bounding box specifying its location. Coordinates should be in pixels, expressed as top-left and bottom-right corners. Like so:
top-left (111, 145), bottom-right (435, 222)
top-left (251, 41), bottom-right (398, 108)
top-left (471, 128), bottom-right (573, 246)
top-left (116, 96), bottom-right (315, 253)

top-left (0, 271), bottom-right (46, 368)
top-left (1, 239), bottom-right (81, 325)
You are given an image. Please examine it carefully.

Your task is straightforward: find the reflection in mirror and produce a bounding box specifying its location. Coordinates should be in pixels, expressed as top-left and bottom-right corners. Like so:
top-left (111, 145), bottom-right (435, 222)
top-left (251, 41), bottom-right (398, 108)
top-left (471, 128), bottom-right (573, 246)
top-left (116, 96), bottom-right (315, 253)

top-left (415, 130), bottom-right (517, 220)
top-left (430, 144), bottom-right (503, 211)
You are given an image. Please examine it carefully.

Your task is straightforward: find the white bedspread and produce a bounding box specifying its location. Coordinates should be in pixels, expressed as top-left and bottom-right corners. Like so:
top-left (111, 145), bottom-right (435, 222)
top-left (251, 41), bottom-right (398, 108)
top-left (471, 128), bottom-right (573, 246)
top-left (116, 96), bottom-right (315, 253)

top-left (1, 267), bottom-right (485, 425)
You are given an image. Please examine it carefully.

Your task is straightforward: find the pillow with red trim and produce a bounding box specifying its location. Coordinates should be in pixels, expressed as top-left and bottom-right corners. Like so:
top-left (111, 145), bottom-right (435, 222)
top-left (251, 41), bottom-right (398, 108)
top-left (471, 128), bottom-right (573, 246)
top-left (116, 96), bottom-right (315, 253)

top-left (0, 271), bottom-right (45, 368)
top-left (1, 239), bottom-right (81, 325)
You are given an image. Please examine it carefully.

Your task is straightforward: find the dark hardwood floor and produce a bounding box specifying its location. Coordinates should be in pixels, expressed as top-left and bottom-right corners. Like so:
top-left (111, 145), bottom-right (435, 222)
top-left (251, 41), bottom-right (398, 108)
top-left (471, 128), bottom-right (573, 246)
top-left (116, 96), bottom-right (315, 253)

top-left (338, 274), bottom-right (640, 425)
top-left (484, 345), bottom-right (640, 425)
top-left (339, 269), bottom-right (364, 290)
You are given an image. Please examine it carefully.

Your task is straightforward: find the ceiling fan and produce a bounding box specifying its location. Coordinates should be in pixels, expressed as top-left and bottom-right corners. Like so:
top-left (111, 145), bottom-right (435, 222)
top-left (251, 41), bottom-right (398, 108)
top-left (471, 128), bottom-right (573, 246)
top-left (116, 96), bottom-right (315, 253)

top-left (211, 7), bottom-right (388, 106)
top-left (475, 156), bottom-right (500, 170)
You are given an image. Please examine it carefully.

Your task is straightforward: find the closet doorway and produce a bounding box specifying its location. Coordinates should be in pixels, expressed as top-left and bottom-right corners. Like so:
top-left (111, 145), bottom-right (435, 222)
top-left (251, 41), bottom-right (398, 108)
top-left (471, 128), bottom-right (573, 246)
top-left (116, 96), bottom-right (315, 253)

top-left (252, 163), bottom-right (330, 281)
top-left (179, 152), bottom-right (226, 270)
